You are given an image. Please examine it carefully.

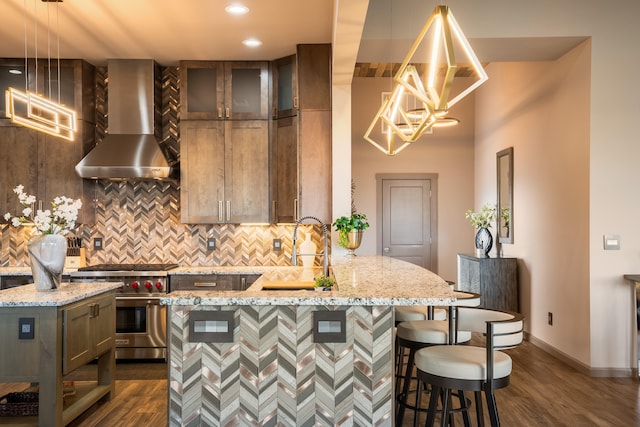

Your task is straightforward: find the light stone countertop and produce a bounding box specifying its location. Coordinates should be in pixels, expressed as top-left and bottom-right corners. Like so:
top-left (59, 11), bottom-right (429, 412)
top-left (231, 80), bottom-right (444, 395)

top-left (0, 267), bottom-right (76, 276)
top-left (0, 267), bottom-right (36, 276)
top-left (162, 255), bottom-right (455, 306)
top-left (0, 282), bottom-right (121, 307)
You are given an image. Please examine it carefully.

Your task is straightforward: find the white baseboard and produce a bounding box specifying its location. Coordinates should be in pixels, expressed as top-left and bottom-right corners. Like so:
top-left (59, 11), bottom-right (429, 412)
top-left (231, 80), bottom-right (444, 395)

top-left (526, 333), bottom-right (634, 378)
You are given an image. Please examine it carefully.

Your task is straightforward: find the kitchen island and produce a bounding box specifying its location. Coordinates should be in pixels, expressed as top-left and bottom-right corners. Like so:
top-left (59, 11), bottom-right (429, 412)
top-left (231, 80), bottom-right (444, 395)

top-left (162, 256), bottom-right (454, 426)
top-left (0, 282), bottom-right (120, 426)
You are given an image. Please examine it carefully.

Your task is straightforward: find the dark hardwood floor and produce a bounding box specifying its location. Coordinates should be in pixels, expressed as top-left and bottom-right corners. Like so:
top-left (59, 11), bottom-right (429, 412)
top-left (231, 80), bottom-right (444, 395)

top-left (1, 340), bottom-right (638, 426)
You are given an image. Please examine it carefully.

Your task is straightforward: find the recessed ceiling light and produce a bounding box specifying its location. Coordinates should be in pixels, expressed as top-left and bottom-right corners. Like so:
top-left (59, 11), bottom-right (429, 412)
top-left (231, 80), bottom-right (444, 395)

top-left (225, 4), bottom-right (249, 15)
top-left (8, 69), bottom-right (23, 75)
top-left (242, 38), bottom-right (262, 48)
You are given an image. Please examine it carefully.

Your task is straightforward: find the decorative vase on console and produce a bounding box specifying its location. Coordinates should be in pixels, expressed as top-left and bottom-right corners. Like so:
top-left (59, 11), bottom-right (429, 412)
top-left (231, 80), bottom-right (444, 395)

top-left (474, 227), bottom-right (493, 257)
top-left (3, 185), bottom-right (81, 291)
top-left (465, 203), bottom-right (496, 257)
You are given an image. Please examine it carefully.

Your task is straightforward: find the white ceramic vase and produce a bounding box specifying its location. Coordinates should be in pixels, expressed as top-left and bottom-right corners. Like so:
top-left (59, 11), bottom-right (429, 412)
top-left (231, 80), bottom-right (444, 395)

top-left (28, 234), bottom-right (67, 291)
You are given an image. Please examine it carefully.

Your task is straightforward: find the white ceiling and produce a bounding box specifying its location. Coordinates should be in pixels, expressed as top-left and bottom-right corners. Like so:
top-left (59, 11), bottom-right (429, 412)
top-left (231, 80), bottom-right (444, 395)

top-left (0, 0), bottom-right (587, 71)
top-left (0, 0), bottom-right (334, 66)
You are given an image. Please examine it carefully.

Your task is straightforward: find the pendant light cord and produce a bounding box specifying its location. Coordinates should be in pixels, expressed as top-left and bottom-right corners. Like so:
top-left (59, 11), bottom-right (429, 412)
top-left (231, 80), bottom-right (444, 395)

top-left (47, 0), bottom-right (51, 98)
top-left (22, 0), bottom-right (28, 91)
top-left (56, 0), bottom-right (61, 103)
top-left (33, 0), bottom-right (38, 95)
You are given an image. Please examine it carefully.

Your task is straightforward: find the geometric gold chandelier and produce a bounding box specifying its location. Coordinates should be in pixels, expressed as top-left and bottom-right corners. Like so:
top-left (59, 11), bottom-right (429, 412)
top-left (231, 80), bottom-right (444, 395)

top-left (365, 5), bottom-right (488, 155)
top-left (5, 0), bottom-right (77, 141)
top-left (364, 65), bottom-right (436, 155)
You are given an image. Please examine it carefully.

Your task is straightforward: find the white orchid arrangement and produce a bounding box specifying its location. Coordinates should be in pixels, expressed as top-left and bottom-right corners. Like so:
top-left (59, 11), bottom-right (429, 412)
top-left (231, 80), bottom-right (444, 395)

top-left (465, 203), bottom-right (496, 229)
top-left (3, 185), bottom-right (82, 235)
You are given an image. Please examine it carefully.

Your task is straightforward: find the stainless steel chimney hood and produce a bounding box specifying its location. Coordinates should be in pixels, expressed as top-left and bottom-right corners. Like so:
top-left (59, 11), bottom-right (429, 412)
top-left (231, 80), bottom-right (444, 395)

top-left (75, 59), bottom-right (176, 180)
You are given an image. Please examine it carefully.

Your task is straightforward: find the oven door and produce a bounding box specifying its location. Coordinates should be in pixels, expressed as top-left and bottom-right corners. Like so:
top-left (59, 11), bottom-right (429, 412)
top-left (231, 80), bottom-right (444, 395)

top-left (115, 297), bottom-right (166, 360)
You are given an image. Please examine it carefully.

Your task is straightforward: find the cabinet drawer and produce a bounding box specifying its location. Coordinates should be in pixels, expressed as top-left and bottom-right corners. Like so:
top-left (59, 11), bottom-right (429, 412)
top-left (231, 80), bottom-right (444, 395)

top-left (170, 274), bottom-right (235, 291)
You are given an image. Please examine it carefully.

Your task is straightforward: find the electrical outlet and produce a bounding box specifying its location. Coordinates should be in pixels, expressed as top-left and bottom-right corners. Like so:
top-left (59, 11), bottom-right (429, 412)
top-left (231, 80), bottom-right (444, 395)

top-left (19, 317), bottom-right (35, 340)
top-left (207, 238), bottom-right (216, 251)
top-left (93, 237), bottom-right (103, 251)
top-left (273, 238), bottom-right (282, 251)
top-left (548, 312), bottom-right (553, 326)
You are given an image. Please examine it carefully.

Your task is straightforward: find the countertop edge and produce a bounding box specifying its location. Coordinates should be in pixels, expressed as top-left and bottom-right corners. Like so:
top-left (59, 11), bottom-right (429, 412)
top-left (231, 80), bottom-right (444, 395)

top-left (0, 282), bottom-right (121, 307)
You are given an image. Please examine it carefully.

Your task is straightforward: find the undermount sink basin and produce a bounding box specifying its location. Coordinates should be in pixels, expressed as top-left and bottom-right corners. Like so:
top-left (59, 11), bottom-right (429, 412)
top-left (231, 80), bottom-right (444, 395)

top-left (261, 281), bottom-right (316, 291)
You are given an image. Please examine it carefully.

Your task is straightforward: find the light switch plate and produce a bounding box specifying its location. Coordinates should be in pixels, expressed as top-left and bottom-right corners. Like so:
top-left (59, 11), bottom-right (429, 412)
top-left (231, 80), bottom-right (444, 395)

top-left (273, 239), bottom-right (282, 251)
top-left (93, 237), bottom-right (103, 251)
top-left (603, 234), bottom-right (620, 250)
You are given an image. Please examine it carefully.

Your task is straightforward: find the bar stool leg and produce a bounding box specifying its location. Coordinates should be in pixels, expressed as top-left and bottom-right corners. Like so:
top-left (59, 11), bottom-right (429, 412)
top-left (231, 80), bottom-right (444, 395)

top-left (474, 391), bottom-right (484, 426)
top-left (426, 384), bottom-right (440, 427)
top-left (396, 348), bottom-right (416, 425)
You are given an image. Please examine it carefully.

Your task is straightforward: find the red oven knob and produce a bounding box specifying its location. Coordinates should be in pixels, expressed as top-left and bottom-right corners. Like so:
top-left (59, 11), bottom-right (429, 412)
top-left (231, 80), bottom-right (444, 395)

top-left (131, 281), bottom-right (140, 289)
top-left (155, 282), bottom-right (163, 290)
top-left (144, 281), bottom-right (153, 290)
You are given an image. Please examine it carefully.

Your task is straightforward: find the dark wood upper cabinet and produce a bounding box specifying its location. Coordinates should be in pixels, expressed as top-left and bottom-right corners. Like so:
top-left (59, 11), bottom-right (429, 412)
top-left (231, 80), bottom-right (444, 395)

top-left (272, 54), bottom-right (297, 119)
top-left (180, 61), bottom-right (269, 121)
top-left (272, 44), bottom-right (332, 224)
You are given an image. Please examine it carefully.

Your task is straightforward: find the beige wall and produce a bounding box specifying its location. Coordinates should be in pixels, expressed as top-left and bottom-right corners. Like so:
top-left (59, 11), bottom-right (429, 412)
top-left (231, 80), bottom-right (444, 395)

top-left (475, 42), bottom-right (592, 365)
top-left (336, 0), bottom-right (640, 371)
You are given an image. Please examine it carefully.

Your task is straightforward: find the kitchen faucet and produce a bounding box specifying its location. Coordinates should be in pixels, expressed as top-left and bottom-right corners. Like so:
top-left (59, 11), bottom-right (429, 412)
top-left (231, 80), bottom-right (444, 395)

top-left (291, 216), bottom-right (329, 277)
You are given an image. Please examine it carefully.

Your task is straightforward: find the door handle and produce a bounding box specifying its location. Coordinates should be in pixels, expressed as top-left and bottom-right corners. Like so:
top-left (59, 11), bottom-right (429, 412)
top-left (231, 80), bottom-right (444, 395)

top-left (383, 247), bottom-right (390, 253)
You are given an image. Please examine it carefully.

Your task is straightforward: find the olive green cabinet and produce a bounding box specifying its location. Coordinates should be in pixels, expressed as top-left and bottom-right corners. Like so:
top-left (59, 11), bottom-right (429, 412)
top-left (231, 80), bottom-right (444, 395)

top-left (272, 44), bottom-right (332, 224)
top-left (0, 289), bottom-right (115, 426)
top-left (63, 291), bottom-right (116, 374)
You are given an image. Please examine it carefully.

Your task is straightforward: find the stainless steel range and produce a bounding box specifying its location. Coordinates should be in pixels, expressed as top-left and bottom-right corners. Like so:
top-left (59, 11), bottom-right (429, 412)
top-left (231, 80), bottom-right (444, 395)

top-left (70, 263), bottom-right (178, 360)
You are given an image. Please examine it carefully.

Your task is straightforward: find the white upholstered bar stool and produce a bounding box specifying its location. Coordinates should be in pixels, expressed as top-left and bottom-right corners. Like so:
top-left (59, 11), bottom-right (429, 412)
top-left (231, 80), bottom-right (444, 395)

top-left (395, 291), bottom-right (481, 425)
top-left (415, 307), bottom-right (524, 427)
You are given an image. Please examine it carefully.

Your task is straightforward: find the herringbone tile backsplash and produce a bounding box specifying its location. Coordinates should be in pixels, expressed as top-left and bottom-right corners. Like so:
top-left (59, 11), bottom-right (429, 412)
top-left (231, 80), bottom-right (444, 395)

top-left (1, 180), bottom-right (327, 267)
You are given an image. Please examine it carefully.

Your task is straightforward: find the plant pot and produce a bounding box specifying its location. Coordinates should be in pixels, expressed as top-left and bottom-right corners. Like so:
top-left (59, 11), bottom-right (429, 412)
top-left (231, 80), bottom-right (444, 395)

top-left (344, 230), bottom-right (363, 257)
top-left (27, 234), bottom-right (67, 291)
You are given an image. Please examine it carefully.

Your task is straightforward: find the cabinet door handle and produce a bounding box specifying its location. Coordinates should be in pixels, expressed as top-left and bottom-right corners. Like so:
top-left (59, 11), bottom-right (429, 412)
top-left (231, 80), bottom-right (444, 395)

top-left (89, 303), bottom-right (99, 317)
top-left (218, 201), bottom-right (223, 222)
top-left (217, 107), bottom-right (223, 119)
top-left (225, 107), bottom-right (230, 118)
top-left (194, 282), bottom-right (217, 287)
top-left (226, 201), bottom-right (231, 221)
top-left (293, 96), bottom-right (298, 109)
top-left (272, 201), bottom-right (277, 221)
top-left (294, 199), bottom-right (299, 222)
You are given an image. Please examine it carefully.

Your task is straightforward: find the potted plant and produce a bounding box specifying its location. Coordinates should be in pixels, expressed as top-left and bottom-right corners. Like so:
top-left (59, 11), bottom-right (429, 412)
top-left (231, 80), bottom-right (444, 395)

top-left (465, 203), bottom-right (496, 257)
top-left (332, 213), bottom-right (369, 256)
top-left (314, 275), bottom-right (336, 291)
